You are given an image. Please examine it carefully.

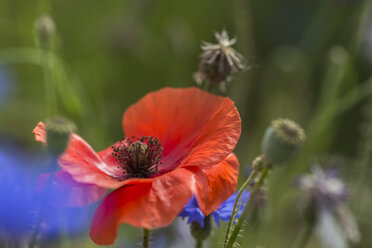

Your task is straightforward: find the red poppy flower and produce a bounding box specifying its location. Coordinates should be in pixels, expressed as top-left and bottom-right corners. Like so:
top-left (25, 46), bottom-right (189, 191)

top-left (33, 87), bottom-right (241, 245)
top-left (33, 122), bottom-right (108, 207)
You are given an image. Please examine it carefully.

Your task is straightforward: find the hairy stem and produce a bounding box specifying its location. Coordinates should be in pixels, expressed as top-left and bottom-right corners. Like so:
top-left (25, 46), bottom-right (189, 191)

top-left (226, 167), bottom-right (269, 248)
top-left (224, 169), bottom-right (258, 245)
top-left (143, 228), bottom-right (149, 248)
top-left (39, 39), bottom-right (57, 117)
top-left (195, 240), bottom-right (203, 248)
top-left (295, 223), bottom-right (313, 248)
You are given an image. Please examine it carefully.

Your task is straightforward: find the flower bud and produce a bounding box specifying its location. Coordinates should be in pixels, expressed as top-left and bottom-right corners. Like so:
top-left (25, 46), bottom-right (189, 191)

top-left (190, 215), bottom-right (212, 243)
top-left (262, 118), bottom-right (306, 164)
top-left (34, 14), bottom-right (55, 47)
top-left (45, 117), bottom-right (76, 155)
top-left (252, 155), bottom-right (268, 171)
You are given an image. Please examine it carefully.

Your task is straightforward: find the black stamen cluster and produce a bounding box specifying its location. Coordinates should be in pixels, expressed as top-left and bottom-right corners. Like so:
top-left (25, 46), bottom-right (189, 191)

top-left (112, 136), bottom-right (163, 178)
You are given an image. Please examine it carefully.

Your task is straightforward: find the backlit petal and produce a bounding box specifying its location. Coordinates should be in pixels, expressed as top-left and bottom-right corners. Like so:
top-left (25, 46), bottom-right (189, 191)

top-left (58, 134), bottom-right (124, 188)
top-left (33, 122), bottom-right (47, 145)
top-left (33, 122), bottom-right (124, 188)
top-left (90, 168), bottom-right (194, 245)
top-left (123, 87), bottom-right (241, 173)
top-left (189, 153), bottom-right (239, 215)
top-left (97, 141), bottom-right (122, 168)
top-left (36, 171), bottom-right (107, 207)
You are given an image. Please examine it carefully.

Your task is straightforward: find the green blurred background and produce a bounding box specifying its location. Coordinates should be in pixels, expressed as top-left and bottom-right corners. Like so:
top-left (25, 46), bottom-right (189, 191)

top-left (1, 0), bottom-right (372, 247)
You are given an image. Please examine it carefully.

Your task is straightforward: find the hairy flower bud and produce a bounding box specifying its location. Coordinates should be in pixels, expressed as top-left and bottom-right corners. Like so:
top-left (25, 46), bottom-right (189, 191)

top-left (252, 155), bottom-right (266, 171)
top-left (262, 118), bottom-right (306, 164)
top-left (190, 215), bottom-right (212, 243)
top-left (45, 117), bottom-right (76, 155)
top-left (34, 14), bottom-right (55, 48)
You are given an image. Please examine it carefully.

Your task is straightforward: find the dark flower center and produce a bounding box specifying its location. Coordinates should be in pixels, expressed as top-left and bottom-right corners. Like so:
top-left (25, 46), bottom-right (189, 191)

top-left (112, 136), bottom-right (163, 179)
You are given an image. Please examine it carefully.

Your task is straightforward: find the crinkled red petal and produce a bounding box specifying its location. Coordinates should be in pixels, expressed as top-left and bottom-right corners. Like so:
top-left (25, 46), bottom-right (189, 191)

top-left (188, 153), bottom-right (239, 215)
top-left (33, 122), bottom-right (124, 188)
top-left (123, 87), bottom-right (241, 173)
top-left (36, 170), bottom-right (107, 207)
top-left (90, 168), bottom-right (194, 245)
top-left (58, 134), bottom-right (125, 188)
top-left (97, 141), bottom-right (121, 168)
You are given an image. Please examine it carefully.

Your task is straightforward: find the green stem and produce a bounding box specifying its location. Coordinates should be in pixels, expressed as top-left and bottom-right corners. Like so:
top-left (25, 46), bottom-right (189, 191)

top-left (143, 228), bottom-right (149, 248)
top-left (300, 0), bottom-right (346, 55)
top-left (42, 47), bottom-right (57, 117)
top-left (224, 169), bottom-right (258, 246)
top-left (348, 0), bottom-right (372, 59)
top-left (195, 240), bottom-right (203, 248)
top-left (295, 223), bottom-right (313, 248)
top-left (356, 97), bottom-right (372, 211)
top-left (345, 0), bottom-right (372, 105)
top-left (226, 167), bottom-right (269, 248)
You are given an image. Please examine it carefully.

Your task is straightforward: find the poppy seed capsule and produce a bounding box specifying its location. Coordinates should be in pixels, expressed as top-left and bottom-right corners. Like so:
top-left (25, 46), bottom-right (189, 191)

top-left (262, 118), bottom-right (306, 164)
top-left (127, 141), bottom-right (148, 168)
top-left (112, 136), bottom-right (163, 179)
top-left (45, 117), bottom-right (76, 156)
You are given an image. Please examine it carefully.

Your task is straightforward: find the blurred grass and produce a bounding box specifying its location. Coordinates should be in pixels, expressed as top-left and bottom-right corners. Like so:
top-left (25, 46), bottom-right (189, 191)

top-left (1, 0), bottom-right (372, 247)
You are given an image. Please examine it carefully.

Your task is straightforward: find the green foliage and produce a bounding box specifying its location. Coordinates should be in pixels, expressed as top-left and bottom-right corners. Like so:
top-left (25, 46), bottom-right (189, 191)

top-left (1, 0), bottom-right (371, 247)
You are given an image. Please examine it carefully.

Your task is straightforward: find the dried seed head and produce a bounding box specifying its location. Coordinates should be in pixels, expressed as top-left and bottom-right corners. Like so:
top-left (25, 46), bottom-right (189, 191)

top-left (194, 30), bottom-right (244, 91)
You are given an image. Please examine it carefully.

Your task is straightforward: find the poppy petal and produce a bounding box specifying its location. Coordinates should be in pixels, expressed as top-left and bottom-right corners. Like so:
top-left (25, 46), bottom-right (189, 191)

top-left (97, 141), bottom-right (121, 168)
top-left (179, 98), bottom-right (241, 168)
top-left (123, 87), bottom-right (241, 173)
top-left (33, 122), bottom-right (47, 145)
top-left (36, 171), bottom-right (107, 207)
top-left (58, 134), bottom-right (125, 188)
top-left (189, 153), bottom-right (239, 215)
top-left (90, 168), bottom-right (194, 245)
top-left (33, 122), bottom-right (125, 188)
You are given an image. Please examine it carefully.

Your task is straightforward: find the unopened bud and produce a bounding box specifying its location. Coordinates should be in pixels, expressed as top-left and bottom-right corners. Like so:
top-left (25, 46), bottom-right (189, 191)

top-left (190, 215), bottom-right (212, 243)
top-left (262, 118), bottom-right (306, 164)
top-left (45, 117), bottom-right (76, 155)
top-left (252, 155), bottom-right (266, 171)
top-left (34, 14), bottom-right (55, 47)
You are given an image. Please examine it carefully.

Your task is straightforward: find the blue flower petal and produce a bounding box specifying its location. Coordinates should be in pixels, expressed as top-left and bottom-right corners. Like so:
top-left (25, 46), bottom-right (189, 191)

top-left (179, 191), bottom-right (250, 227)
top-left (212, 191), bottom-right (251, 226)
top-left (0, 146), bottom-right (95, 240)
top-left (179, 196), bottom-right (205, 227)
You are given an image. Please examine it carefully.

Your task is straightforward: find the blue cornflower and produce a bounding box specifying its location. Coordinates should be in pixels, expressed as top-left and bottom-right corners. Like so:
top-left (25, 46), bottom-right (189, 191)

top-left (179, 191), bottom-right (250, 227)
top-left (297, 166), bottom-right (360, 248)
top-left (0, 148), bottom-right (38, 238)
top-left (0, 145), bottom-right (96, 243)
